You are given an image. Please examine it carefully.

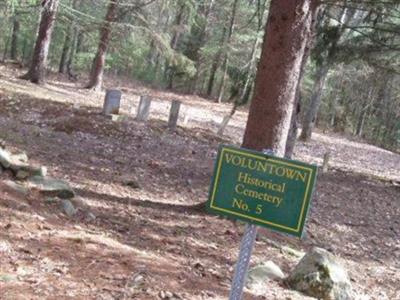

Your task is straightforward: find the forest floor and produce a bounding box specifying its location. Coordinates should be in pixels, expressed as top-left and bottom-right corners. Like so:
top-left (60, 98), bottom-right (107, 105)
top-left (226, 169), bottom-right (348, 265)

top-left (0, 63), bottom-right (399, 300)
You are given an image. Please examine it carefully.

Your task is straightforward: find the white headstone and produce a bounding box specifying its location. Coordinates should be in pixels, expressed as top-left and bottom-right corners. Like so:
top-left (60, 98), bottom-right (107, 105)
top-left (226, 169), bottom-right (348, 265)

top-left (168, 100), bottom-right (181, 131)
top-left (136, 96), bottom-right (152, 121)
top-left (103, 89), bottom-right (121, 115)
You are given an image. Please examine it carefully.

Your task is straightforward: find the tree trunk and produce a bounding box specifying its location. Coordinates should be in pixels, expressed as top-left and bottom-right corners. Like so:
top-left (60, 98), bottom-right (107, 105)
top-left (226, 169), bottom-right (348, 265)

top-left (59, 32), bottom-right (71, 73)
top-left (10, 15), bottom-right (20, 61)
top-left (206, 27), bottom-right (227, 97)
top-left (216, 0), bottom-right (239, 103)
top-left (243, 0), bottom-right (318, 156)
top-left (189, 0), bottom-right (215, 94)
top-left (20, 0), bottom-right (59, 84)
top-left (239, 37), bottom-right (259, 103)
top-left (299, 62), bottom-right (329, 141)
top-left (299, 7), bottom-right (350, 141)
top-left (165, 3), bottom-right (186, 89)
top-left (2, 28), bottom-right (11, 62)
top-left (66, 28), bottom-right (79, 78)
top-left (86, 0), bottom-right (118, 91)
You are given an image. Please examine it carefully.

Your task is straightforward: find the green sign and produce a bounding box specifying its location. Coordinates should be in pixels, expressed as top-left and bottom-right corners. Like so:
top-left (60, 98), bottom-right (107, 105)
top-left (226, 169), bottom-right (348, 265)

top-left (207, 145), bottom-right (317, 237)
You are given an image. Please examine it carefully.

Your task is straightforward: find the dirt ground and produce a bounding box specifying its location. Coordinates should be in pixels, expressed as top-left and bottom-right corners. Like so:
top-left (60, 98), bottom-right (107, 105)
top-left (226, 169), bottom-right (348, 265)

top-left (0, 63), bottom-right (399, 300)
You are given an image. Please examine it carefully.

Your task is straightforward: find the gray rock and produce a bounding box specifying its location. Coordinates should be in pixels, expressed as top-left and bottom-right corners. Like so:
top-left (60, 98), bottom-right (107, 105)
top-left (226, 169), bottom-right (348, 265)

top-left (45, 197), bottom-right (60, 204)
top-left (3, 180), bottom-right (29, 195)
top-left (86, 212), bottom-right (96, 221)
top-left (281, 245), bottom-right (305, 258)
top-left (124, 179), bottom-right (141, 189)
top-left (110, 114), bottom-right (126, 122)
top-left (0, 148), bottom-right (12, 168)
top-left (286, 247), bottom-right (354, 300)
top-left (13, 164), bottom-right (47, 180)
top-left (246, 261), bottom-right (285, 295)
top-left (28, 176), bottom-right (75, 199)
top-left (61, 199), bottom-right (77, 217)
top-left (0, 273), bottom-right (16, 282)
top-left (10, 152), bottom-right (28, 163)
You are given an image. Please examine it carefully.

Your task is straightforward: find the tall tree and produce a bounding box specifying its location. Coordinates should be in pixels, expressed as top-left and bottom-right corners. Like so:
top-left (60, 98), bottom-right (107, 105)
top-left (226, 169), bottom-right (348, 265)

top-left (165, 2), bottom-right (187, 89)
top-left (216, 0), bottom-right (239, 103)
top-left (300, 6), bottom-right (351, 141)
top-left (10, 13), bottom-right (20, 60)
top-left (20, 0), bottom-right (59, 84)
top-left (243, 0), bottom-right (319, 155)
top-left (86, 0), bottom-right (119, 91)
top-left (59, 0), bottom-right (81, 75)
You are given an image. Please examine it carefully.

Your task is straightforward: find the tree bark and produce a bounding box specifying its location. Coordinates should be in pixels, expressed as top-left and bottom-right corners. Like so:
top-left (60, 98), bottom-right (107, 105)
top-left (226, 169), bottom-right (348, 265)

top-left (20, 0), bottom-right (59, 84)
top-left (242, 0), bottom-right (319, 156)
top-left (86, 0), bottom-right (118, 91)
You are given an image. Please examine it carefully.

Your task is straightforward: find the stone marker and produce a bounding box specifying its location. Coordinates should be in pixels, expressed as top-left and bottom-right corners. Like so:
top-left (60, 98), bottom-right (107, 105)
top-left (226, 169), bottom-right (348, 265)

top-left (136, 95), bottom-right (152, 121)
top-left (286, 247), bottom-right (354, 300)
top-left (183, 114), bottom-right (190, 126)
top-left (322, 151), bottom-right (330, 173)
top-left (61, 199), bottom-right (77, 217)
top-left (168, 100), bottom-right (181, 131)
top-left (0, 148), bottom-right (12, 168)
top-left (103, 89), bottom-right (121, 115)
top-left (217, 115), bottom-right (231, 136)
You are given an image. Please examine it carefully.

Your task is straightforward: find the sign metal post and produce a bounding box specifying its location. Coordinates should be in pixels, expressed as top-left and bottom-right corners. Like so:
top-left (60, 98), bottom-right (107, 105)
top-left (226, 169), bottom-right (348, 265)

top-left (228, 149), bottom-right (272, 300)
top-left (228, 223), bottom-right (257, 300)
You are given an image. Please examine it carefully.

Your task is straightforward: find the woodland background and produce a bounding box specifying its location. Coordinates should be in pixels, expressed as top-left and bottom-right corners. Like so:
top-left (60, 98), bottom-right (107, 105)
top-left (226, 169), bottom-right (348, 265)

top-left (0, 0), bottom-right (399, 152)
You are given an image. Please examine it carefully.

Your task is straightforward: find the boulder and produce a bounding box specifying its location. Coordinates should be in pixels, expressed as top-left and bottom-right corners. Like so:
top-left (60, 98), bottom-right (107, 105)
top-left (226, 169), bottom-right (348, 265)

top-left (281, 245), bottom-right (305, 258)
top-left (286, 247), bottom-right (354, 300)
top-left (3, 180), bottom-right (29, 195)
top-left (27, 176), bottom-right (75, 199)
top-left (10, 152), bottom-right (28, 163)
top-left (11, 163), bottom-right (47, 180)
top-left (0, 148), bottom-right (12, 168)
top-left (246, 261), bottom-right (285, 295)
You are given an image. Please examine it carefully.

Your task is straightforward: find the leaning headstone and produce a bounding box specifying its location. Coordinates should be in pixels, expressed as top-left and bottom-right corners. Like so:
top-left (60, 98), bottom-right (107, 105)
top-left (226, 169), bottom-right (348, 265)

top-left (136, 95), bottom-right (152, 121)
top-left (286, 247), bottom-right (354, 300)
top-left (168, 100), bottom-right (181, 131)
top-left (217, 115), bottom-right (232, 136)
top-left (103, 89), bottom-right (121, 115)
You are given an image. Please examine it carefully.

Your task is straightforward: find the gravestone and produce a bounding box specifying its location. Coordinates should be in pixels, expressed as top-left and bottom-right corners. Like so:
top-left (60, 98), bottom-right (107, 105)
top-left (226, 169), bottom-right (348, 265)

top-left (103, 89), bottom-right (121, 115)
top-left (136, 96), bottom-right (152, 121)
top-left (168, 100), bottom-right (181, 131)
top-left (217, 115), bottom-right (231, 136)
top-left (322, 151), bottom-right (330, 173)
